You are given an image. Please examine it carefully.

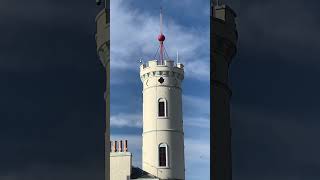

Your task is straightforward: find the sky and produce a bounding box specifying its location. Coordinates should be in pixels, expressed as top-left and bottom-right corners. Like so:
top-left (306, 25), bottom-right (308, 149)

top-left (1, 0), bottom-right (320, 180)
top-left (229, 0), bottom-right (320, 179)
top-left (109, 0), bottom-right (210, 179)
top-left (0, 0), bottom-right (105, 179)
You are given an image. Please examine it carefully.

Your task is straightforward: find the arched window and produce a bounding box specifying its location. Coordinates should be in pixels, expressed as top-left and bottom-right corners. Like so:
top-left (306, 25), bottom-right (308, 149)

top-left (159, 143), bottom-right (168, 167)
top-left (158, 98), bottom-right (167, 117)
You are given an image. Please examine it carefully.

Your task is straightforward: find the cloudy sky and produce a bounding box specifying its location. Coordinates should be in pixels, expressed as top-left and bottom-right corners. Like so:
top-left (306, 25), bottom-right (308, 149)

top-left (1, 0), bottom-right (320, 179)
top-left (229, 0), bottom-right (320, 179)
top-left (109, 0), bottom-right (210, 179)
top-left (0, 0), bottom-right (104, 179)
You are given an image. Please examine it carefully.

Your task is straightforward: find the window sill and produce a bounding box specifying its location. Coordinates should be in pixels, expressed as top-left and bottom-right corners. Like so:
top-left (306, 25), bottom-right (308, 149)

top-left (157, 166), bottom-right (170, 169)
top-left (157, 116), bottom-right (168, 119)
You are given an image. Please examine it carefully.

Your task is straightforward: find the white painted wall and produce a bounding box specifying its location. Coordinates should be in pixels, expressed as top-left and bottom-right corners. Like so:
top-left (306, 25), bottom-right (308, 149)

top-left (110, 152), bottom-right (132, 180)
top-left (140, 60), bottom-right (185, 180)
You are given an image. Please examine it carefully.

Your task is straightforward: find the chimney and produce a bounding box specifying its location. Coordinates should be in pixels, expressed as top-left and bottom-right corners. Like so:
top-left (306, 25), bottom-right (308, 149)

top-left (124, 140), bottom-right (128, 152)
top-left (114, 141), bottom-right (117, 152)
top-left (119, 140), bottom-right (123, 152)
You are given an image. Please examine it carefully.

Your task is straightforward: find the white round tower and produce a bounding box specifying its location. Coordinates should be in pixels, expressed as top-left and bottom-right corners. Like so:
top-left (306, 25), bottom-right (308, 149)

top-left (140, 9), bottom-right (185, 179)
top-left (140, 59), bottom-right (185, 180)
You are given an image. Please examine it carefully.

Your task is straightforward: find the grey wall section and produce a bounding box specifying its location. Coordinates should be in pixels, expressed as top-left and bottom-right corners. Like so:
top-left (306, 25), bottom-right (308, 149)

top-left (95, 2), bottom-right (110, 180)
top-left (211, 2), bottom-right (238, 180)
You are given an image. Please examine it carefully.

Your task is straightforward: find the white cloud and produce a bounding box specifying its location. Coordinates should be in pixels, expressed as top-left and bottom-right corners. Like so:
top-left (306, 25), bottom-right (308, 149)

top-left (110, 113), bottom-right (142, 128)
top-left (184, 116), bottom-right (210, 129)
top-left (184, 58), bottom-right (210, 80)
top-left (110, 0), bottom-right (209, 80)
top-left (183, 94), bottom-right (210, 115)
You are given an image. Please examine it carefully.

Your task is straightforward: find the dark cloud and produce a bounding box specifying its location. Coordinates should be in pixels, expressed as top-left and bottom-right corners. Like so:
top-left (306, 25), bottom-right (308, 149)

top-left (230, 0), bottom-right (320, 64)
top-left (231, 106), bottom-right (320, 179)
top-left (0, 69), bottom-right (105, 178)
top-left (0, 0), bottom-right (105, 178)
top-left (228, 0), bottom-right (320, 179)
top-left (0, 0), bottom-right (98, 25)
top-left (2, 164), bottom-right (103, 180)
top-left (0, 0), bottom-right (100, 72)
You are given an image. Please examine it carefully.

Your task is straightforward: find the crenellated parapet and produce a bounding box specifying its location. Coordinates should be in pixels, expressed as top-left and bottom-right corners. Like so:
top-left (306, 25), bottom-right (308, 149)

top-left (140, 60), bottom-right (184, 90)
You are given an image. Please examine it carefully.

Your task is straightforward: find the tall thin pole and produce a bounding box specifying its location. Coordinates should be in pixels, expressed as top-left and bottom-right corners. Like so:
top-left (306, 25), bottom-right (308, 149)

top-left (157, 7), bottom-right (166, 65)
top-left (177, 50), bottom-right (179, 64)
top-left (160, 7), bottom-right (163, 65)
top-left (160, 7), bottom-right (163, 35)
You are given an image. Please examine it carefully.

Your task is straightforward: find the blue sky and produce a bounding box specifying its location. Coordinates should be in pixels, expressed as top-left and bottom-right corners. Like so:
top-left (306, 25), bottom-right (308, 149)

top-left (110, 0), bottom-right (210, 179)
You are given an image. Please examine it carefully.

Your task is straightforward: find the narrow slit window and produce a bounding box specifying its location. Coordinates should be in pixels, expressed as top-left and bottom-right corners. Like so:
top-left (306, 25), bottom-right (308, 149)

top-left (158, 101), bottom-right (165, 117)
top-left (159, 144), bottom-right (167, 167)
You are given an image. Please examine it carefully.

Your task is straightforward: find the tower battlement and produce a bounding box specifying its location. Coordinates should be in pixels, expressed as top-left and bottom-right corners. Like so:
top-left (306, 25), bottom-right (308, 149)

top-left (140, 60), bottom-right (184, 85)
top-left (140, 59), bottom-right (184, 69)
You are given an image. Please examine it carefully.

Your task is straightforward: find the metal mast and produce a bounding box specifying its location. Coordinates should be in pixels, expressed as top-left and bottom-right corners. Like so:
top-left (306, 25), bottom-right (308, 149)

top-left (158, 7), bottom-right (166, 65)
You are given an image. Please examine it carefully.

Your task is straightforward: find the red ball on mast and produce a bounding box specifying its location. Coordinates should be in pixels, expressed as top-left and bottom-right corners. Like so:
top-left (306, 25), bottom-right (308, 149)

top-left (158, 34), bottom-right (165, 42)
